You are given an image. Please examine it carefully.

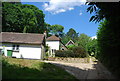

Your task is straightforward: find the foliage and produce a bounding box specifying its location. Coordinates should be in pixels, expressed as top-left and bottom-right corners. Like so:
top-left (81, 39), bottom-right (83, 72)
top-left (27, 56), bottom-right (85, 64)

top-left (2, 56), bottom-right (78, 80)
top-left (72, 46), bottom-right (88, 58)
top-left (87, 2), bottom-right (120, 77)
top-left (66, 44), bottom-right (76, 50)
top-left (2, 2), bottom-right (46, 33)
top-left (61, 33), bottom-right (72, 44)
top-left (86, 39), bottom-right (97, 56)
top-left (66, 28), bottom-right (79, 41)
top-left (62, 28), bottom-right (79, 44)
top-left (77, 33), bottom-right (91, 51)
top-left (48, 24), bottom-right (64, 37)
top-left (86, 2), bottom-right (120, 23)
top-left (55, 46), bottom-right (88, 58)
top-left (55, 50), bottom-right (74, 57)
top-left (96, 20), bottom-right (120, 76)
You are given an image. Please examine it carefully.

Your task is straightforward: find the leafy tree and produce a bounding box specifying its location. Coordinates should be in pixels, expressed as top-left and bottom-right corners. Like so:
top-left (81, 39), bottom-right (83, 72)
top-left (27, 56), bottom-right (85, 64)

top-left (61, 33), bottom-right (71, 45)
top-left (86, 2), bottom-right (120, 23)
top-left (2, 2), bottom-right (23, 32)
top-left (66, 28), bottom-right (79, 42)
top-left (86, 39), bottom-right (97, 56)
top-left (2, 2), bottom-right (45, 33)
top-left (77, 33), bottom-right (91, 51)
top-left (62, 28), bottom-right (79, 44)
top-left (48, 24), bottom-right (64, 37)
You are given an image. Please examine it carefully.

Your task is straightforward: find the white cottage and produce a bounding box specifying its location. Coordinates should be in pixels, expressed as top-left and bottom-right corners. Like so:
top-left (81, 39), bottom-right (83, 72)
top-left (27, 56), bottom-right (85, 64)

top-left (46, 35), bottom-right (67, 57)
top-left (0, 32), bottom-right (45, 59)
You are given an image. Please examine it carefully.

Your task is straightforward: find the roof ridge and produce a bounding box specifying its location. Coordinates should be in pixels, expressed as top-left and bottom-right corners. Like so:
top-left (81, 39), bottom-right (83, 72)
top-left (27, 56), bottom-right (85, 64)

top-left (1, 32), bottom-right (44, 35)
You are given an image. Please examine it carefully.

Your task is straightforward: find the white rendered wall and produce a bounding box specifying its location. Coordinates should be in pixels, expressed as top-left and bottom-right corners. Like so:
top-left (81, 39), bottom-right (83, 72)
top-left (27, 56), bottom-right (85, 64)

top-left (46, 41), bottom-right (60, 50)
top-left (20, 44), bottom-right (42, 59)
top-left (1, 43), bottom-right (42, 59)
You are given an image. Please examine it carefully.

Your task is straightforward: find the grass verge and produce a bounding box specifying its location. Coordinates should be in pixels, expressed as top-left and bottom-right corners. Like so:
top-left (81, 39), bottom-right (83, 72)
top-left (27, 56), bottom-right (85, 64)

top-left (2, 56), bottom-right (78, 81)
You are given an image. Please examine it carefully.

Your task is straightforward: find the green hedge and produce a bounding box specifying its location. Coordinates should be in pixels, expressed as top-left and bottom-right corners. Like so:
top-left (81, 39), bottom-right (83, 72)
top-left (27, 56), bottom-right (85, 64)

top-left (55, 46), bottom-right (88, 58)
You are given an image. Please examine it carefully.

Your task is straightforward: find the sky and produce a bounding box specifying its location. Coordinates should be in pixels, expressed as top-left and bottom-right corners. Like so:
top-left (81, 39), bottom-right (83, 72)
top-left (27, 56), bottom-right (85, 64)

top-left (22, 1), bottom-right (99, 37)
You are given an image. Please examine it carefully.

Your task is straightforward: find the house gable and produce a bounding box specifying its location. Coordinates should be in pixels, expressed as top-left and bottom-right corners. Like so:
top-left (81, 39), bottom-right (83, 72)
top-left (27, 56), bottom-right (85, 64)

top-left (65, 40), bottom-right (75, 46)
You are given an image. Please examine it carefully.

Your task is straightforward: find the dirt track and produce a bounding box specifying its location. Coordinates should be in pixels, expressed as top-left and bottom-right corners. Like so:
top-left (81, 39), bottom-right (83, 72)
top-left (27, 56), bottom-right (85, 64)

top-left (44, 58), bottom-right (116, 80)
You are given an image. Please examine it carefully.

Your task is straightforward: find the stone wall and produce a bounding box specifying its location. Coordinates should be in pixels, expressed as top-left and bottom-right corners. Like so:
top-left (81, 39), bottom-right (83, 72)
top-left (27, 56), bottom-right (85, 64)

top-left (54, 57), bottom-right (90, 63)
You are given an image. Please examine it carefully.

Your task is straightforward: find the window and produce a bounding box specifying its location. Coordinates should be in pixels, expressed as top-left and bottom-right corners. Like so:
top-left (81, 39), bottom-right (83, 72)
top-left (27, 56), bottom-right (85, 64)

top-left (12, 45), bottom-right (15, 50)
top-left (52, 49), bottom-right (56, 54)
top-left (12, 45), bottom-right (19, 51)
top-left (16, 45), bottom-right (19, 50)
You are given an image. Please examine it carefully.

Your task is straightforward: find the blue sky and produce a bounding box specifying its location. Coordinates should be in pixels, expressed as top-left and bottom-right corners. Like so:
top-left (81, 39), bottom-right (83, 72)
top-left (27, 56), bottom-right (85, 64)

top-left (22, 1), bottom-right (99, 37)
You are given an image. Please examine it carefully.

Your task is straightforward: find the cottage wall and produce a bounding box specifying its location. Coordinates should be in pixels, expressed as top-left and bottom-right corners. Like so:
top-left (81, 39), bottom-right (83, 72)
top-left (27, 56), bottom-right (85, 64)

top-left (0, 43), bottom-right (42, 59)
top-left (46, 41), bottom-right (60, 50)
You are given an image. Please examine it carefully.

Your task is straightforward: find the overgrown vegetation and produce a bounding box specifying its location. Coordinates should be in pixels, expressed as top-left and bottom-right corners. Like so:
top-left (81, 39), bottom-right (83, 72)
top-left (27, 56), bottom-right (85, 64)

top-left (2, 56), bottom-right (78, 80)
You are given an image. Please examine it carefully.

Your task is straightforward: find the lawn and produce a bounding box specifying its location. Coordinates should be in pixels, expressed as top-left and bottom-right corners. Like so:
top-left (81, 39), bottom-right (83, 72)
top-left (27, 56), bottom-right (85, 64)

top-left (2, 56), bottom-right (78, 81)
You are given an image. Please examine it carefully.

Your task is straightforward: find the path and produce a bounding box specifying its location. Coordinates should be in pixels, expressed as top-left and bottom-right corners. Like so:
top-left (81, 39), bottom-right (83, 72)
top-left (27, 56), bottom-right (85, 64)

top-left (44, 58), bottom-right (116, 80)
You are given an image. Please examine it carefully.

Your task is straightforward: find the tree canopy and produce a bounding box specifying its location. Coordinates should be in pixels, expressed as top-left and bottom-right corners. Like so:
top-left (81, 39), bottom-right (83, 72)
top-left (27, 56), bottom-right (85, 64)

top-left (87, 2), bottom-right (120, 23)
top-left (61, 28), bottom-right (79, 44)
top-left (2, 2), bottom-right (45, 33)
top-left (48, 24), bottom-right (64, 37)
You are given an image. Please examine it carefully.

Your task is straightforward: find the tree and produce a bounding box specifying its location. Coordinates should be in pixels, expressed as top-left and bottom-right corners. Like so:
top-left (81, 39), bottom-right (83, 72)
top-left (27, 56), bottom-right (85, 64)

top-left (48, 24), bottom-right (64, 37)
top-left (61, 33), bottom-right (71, 44)
top-left (86, 2), bottom-right (120, 23)
top-left (66, 28), bottom-right (79, 42)
top-left (86, 39), bottom-right (97, 56)
top-left (61, 28), bottom-right (79, 45)
top-left (77, 33), bottom-right (91, 51)
top-left (2, 2), bottom-right (45, 33)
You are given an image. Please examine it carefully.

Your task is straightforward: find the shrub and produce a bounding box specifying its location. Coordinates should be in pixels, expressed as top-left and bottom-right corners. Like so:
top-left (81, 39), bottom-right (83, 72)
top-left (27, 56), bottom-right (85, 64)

top-left (55, 50), bottom-right (74, 57)
top-left (55, 46), bottom-right (88, 58)
top-left (66, 45), bottom-right (76, 50)
top-left (72, 46), bottom-right (88, 58)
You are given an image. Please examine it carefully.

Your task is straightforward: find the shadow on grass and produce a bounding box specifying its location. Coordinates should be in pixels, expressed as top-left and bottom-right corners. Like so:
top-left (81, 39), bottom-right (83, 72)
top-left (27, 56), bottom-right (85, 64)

top-left (2, 59), bottom-right (78, 81)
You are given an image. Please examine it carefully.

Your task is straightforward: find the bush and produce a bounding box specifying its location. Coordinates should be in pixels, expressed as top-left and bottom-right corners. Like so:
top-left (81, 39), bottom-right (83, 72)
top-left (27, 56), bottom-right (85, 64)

top-left (55, 50), bottom-right (74, 57)
top-left (66, 45), bottom-right (76, 50)
top-left (55, 46), bottom-right (88, 58)
top-left (72, 46), bottom-right (88, 58)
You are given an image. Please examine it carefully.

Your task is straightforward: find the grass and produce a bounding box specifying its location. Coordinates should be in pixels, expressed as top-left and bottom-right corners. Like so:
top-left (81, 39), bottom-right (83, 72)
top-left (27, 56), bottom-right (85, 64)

top-left (2, 56), bottom-right (78, 81)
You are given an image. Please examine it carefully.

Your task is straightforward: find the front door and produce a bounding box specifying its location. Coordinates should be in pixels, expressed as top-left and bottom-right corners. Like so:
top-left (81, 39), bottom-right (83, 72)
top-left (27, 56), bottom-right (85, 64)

top-left (7, 50), bottom-right (12, 57)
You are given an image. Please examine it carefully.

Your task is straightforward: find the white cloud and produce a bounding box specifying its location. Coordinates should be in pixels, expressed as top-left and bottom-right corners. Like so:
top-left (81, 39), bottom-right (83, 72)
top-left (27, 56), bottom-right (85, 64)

top-left (43, 0), bottom-right (86, 14)
top-left (68, 7), bottom-right (74, 11)
top-left (79, 12), bottom-right (83, 15)
top-left (79, 10), bottom-right (83, 16)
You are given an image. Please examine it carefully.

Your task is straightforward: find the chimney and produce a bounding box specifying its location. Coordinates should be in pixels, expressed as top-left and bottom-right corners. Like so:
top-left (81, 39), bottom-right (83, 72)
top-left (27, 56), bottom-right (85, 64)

top-left (44, 31), bottom-right (47, 39)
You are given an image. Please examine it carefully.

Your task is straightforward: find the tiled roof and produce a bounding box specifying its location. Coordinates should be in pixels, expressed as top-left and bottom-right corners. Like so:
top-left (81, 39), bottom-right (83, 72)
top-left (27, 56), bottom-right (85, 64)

top-left (46, 35), bottom-right (60, 41)
top-left (0, 32), bottom-right (45, 45)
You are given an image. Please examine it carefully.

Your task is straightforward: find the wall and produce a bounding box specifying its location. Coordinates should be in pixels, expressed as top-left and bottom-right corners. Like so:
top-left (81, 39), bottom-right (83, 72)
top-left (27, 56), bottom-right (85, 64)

top-left (54, 57), bottom-right (90, 63)
top-left (46, 41), bottom-right (60, 50)
top-left (0, 43), bottom-right (43, 59)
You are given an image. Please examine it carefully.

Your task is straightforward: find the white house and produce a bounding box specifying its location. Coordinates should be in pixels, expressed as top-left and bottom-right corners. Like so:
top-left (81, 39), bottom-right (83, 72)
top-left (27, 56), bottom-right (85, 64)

top-left (46, 35), bottom-right (67, 57)
top-left (0, 32), bottom-right (45, 59)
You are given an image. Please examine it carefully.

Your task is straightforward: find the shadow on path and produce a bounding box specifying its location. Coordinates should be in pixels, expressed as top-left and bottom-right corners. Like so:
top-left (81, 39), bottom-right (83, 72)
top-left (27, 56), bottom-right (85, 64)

top-left (45, 60), bottom-right (118, 81)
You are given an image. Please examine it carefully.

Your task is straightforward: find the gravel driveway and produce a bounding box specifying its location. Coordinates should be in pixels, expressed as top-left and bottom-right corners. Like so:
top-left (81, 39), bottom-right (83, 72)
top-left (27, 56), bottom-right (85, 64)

top-left (44, 58), bottom-right (116, 80)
